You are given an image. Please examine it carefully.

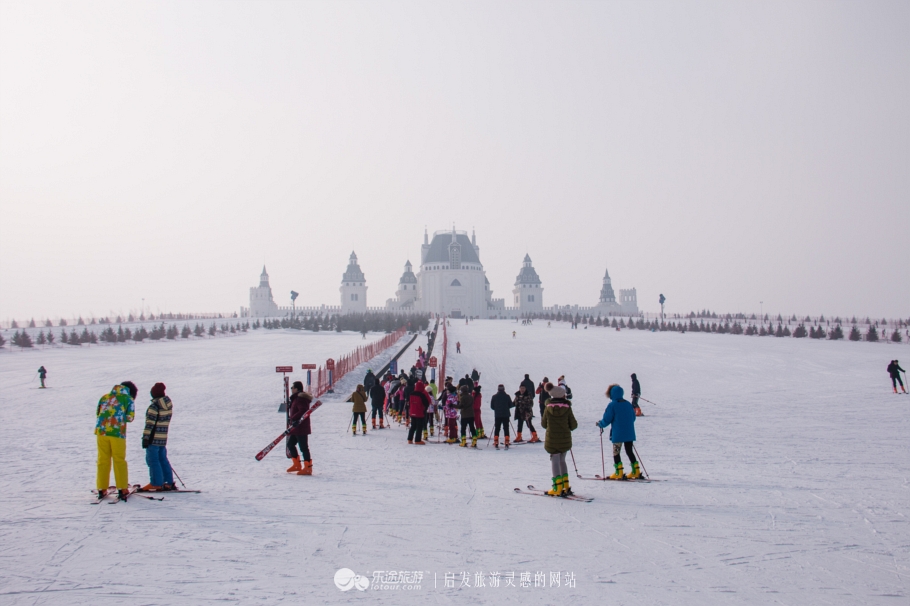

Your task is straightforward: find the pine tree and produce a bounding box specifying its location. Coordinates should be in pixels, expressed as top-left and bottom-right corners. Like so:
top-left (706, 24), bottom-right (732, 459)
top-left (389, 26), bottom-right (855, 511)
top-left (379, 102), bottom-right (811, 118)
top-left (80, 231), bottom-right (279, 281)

top-left (891, 329), bottom-right (902, 343)
top-left (59, 329), bottom-right (68, 344)
top-left (208, 323), bottom-right (217, 336)
top-left (28, 318), bottom-right (36, 328)
top-left (80, 328), bottom-right (91, 343)
top-left (89, 331), bottom-right (98, 344)
top-left (69, 329), bottom-right (81, 345)
top-left (59, 318), bottom-right (67, 326)
top-left (20, 331), bottom-right (34, 347)
top-left (865, 325), bottom-right (879, 342)
top-left (46, 330), bottom-right (55, 344)
top-left (775, 324), bottom-right (784, 337)
top-left (45, 319), bottom-right (53, 327)
top-left (194, 323), bottom-right (204, 337)
top-left (0, 332), bottom-right (6, 347)
top-left (124, 327), bottom-right (132, 340)
top-left (793, 325), bottom-right (808, 338)
top-left (37, 331), bottom-right (47, 345)
top-left (11, 320), bottom-right (18, 328)
top-left (182, 324), bottom-right (191, 338)
top-left (848, 326), bottom-right (861, 341)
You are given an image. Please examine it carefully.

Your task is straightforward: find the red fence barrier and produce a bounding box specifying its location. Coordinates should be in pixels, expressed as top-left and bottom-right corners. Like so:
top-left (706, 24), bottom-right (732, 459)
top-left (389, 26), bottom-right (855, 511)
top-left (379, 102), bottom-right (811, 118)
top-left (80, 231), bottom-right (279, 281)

top-left (311, 328), bottom-right (407, 397)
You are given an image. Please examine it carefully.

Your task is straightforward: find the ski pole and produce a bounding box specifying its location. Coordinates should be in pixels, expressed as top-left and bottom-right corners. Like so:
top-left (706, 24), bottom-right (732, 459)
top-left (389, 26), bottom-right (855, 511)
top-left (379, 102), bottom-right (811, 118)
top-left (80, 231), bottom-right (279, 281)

top-left (570, 449), bottom-right (580, 478)
top-left (638, 396), bottom-right (659, 406)
top-left (599, 428), bottom-right (605, 479)
top-left (170, 466), bottom-right (187, 489)
top-left (632, 444), bottom-right (649, 479)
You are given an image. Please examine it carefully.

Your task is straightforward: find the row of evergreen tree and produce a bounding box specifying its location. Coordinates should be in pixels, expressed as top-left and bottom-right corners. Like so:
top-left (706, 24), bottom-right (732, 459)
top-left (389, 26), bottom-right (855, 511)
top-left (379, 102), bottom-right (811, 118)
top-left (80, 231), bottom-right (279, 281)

top-left (255, 312), bottom-right (431, 333)
top-left (8, 312), bottom-right (238, 329)
top-left (3, 322), bottom-right (251, 348)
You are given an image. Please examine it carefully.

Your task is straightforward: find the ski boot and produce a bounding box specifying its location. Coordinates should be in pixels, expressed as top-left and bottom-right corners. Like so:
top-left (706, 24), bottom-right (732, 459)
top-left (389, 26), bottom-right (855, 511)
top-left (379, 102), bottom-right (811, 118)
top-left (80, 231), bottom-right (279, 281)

top-left (140, 484), bottom-right (163, 492)
top-left (97, 488), bottom-right (107, 500)
top-left (162, 483), bottom-right (176, 491)
top-left (513, 432), bottom-right (524, 443)
top-left (352, 425), bottom-right (357, 436)
top-left (634, 407), bottom-right (644, 417)
top-left (493, 436), bottom-right (500, 449)
top-left (379, 419), bottom-right (385, 429)
top-left (504, 436), bottom-right (511, 449)
top-left (562, 475), bottom-right (573, 496)
top-left (529, 431), bottom-right (540, 443)
top-left (362, 426), bottom-right (367, 435)
top-left (286, 457), bottom-right (302, 473)
top-left (372, 419), bottom-right (377, 430)
top-left (118, 488), bottom-right (130, 502)
top-left (470, 436), bottom-right (478, 448)
top-left (627, 461), bottom-right (642, 479)
top-left (546, 476), bottom-right (563, 496)
top-left (297, 460), bottom-right (313, 476)
top-left (459, 436), bottom-right (467, 447)
top-left (446, 437), bottom-right (457, 444)
top-left (608, 463), bottom-right (625, 480)
top-left (477, 428), bottom-right (485, 439)
top-left (423, 430), bottom-right (428, 441)
top-left (429, 426), bottom-right (435, 437)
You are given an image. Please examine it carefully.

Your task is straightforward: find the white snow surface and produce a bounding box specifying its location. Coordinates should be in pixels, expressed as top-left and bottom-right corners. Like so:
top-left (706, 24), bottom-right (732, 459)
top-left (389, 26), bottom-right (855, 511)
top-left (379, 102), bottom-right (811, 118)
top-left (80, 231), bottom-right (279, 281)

top-left (0, 321), bottom-right (908, 604)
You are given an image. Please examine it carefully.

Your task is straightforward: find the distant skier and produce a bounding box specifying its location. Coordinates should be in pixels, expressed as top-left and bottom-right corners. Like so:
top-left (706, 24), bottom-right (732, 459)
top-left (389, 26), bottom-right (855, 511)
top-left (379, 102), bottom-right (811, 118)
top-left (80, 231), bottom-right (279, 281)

top-left (512, 331), bottom-right (516, 338)
top-left (630, 373), bottom-right (642, 416)
top-left (458, 374), bottom-right (474, 391)
top-left (37, 366), bottom-right (47, 388)
top-left (348, 385), bottom-right (369, 435)
top-left (363, 369), bottom-right (376, 393)
top-left (95, 381), bottom-right (137, 501)
top-left (490, 384), bottom-right (515, 449)
top-left (471, 368), bottom-right (480, 384)
top-left (286, 381), bottom-right (314, 475)
top-left (513, 384), bottom-right (539, 443)
top-left (456, 341), bottom-right (461, 353)
top-left (596, 384), bottom-right (640, 479)
top-left (541, 385), bottom-right (577, 496)
top-left (369, 382), bottom-right (386, 429)
top-left (457, 385), bottom-right (478, 447)
top-left (140, 382), bottom-right (174, 491)
top-left (888, 360), bottom-right (907, 394)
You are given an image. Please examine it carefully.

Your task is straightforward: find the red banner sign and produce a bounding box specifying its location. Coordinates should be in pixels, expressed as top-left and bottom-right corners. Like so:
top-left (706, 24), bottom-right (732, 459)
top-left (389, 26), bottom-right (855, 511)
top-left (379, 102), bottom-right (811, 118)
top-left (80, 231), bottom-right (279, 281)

top-left (301, 364), bottom-right (317, 370)
top-left (276, 366), bottom-right (293, 373)
top-left (325, 359), bottom-right (335, 370)
top-left (428, 356), bottom-right (438, 368)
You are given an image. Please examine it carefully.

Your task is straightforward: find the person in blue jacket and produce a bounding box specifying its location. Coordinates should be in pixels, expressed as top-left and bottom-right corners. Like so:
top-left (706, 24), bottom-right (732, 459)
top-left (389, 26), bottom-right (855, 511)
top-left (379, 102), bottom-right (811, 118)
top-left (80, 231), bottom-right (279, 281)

top-left (595, 384), bottom-right (640, 479)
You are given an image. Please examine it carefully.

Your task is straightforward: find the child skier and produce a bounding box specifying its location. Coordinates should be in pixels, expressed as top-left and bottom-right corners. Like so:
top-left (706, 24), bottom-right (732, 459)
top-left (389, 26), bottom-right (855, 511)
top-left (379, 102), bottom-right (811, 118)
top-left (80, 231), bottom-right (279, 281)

top-left (541, 385), bottom-right (577, 496)
top-left (348, 385), bottom-right (369, 435)
top-left (407, 381), bottom-right (430, 445)
top-left (443, 384), bottom-right (459, 443)
top-left (596, 384), bottom-right (640, 479)
top-left (38, 366), bottom-right (47, 388)
top-left (472, 385), bottom-right (485, 439)
top-left (140, 382), bottom-right (174, 491)
top-left (424, 381), bottom-right (437, 439)
top-left (95, 381), bottom-right (137, 501)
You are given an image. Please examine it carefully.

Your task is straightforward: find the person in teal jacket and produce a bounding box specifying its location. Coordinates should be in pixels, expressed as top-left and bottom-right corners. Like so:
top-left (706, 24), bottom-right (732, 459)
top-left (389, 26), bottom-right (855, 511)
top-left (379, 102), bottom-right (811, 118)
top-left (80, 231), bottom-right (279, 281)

top-left (596, 384), bottom-right (640, 479)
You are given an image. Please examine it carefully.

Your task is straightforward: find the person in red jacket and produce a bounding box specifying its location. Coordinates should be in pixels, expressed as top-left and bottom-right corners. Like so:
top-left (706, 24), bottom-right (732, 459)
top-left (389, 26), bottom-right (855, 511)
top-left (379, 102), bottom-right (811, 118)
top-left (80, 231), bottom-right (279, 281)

top-left (286, 381), bottom-right (314, 475)
top-left (407, 381), bottom-right (430, 445)
top-left (472, 385), bottom-right (485, 439)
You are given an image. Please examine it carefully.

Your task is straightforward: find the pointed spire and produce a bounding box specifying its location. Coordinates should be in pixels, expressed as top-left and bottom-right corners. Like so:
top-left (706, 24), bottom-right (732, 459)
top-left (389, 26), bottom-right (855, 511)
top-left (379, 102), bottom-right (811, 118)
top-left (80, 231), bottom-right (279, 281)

top-left (424, 228), bottom-right (428, 245)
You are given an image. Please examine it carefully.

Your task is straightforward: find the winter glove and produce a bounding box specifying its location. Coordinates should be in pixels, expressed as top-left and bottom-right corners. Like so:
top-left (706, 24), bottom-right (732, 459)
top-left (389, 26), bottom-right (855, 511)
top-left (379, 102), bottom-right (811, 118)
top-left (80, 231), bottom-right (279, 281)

top-left (141, 437), bottom-right (149, 449)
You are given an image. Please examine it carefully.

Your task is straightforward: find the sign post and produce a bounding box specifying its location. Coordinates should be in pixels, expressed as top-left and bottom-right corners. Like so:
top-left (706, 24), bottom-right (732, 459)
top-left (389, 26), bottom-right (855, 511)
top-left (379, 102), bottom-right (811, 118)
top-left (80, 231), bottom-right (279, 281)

top-left (302, 364), bottom-right (316, 393)
top-left (276, 366), bottom-right (293, 412)
top-left (326, 358), bottom-right (335, 393)
top-left (428, 356), bottom-right (437, 382)
top-left (389, 359), bottom-right (398, 376)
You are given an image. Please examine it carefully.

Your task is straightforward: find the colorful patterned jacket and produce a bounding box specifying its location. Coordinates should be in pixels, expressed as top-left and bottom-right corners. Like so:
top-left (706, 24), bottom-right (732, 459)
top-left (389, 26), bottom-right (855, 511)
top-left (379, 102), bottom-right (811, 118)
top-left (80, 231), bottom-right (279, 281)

top-left (443, 391), bottom-right (459, 419)
top-left (143, 396), bottom-right (173, 446)
top-left (95, 385), bottom-right (135, 438)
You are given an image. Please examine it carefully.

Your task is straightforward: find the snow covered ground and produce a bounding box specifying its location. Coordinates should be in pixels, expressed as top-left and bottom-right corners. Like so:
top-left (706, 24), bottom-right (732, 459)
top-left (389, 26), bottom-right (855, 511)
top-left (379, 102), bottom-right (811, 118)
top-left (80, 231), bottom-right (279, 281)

top-left (0, 321), bottom-right (907, 604)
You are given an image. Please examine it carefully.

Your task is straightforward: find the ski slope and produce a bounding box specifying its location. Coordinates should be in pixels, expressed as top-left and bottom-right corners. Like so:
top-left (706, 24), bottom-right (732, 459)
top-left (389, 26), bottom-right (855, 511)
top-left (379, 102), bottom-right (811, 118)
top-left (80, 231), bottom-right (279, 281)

top-left (0, 321), bottom-right (907, 604)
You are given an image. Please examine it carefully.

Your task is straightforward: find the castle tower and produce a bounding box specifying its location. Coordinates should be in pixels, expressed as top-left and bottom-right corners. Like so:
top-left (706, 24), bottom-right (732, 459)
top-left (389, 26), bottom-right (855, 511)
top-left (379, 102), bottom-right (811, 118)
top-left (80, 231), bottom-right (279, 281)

top-left (599, 268), bottom-right (616, 305)
top-left (395, 260), bottom-right (418, 308)
top-left (340, 252), bottom-right (367, 313)
top-left (512, 254), bottom-right (543, 313)
top-left (249, 265), bottom-right (279, 317)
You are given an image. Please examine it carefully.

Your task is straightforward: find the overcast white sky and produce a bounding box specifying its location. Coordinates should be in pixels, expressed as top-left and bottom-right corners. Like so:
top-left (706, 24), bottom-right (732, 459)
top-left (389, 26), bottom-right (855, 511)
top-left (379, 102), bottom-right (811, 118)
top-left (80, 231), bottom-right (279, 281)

top-left (1, 1), bottom-right (907, 322)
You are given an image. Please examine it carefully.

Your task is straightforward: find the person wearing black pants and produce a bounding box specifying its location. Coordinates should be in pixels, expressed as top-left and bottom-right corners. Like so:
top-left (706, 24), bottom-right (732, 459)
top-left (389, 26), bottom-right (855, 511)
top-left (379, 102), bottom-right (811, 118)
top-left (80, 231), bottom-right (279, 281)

top-left (369, 383), bottom-right (386, 429)
top-left (286, 381), bottom-right (314, 475)
top-left (490, 384), bottom-right (515, 449)
top-left (457, 385), bottom-right (477, 447)
top-left (407, 416), bottom-right (425, 443)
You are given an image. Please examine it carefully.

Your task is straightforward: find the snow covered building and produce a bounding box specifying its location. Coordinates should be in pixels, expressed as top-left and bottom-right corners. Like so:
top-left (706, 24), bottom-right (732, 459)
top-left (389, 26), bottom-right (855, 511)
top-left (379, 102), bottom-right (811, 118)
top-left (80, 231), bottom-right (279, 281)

top-left (340, 252), bottom-right (368, 314)
top-left (245, 266), bottom-right (279, 318)
top-left (513, 254), bottom-right (543, 313)
top-left (593, 267), bottom-right (638, 316)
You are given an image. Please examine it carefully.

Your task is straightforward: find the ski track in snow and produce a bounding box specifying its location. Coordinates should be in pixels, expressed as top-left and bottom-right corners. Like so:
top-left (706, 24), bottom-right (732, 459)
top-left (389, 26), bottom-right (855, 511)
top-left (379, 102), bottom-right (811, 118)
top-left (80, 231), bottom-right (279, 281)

top-left (0, 322), bottom-right (908, 604)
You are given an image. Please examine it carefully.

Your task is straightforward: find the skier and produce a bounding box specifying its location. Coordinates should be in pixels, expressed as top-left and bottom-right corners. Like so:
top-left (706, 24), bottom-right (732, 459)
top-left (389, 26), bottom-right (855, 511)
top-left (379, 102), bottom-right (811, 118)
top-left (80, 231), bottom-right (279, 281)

top-left (557, 375), bottom-right (573, 401)
top-left (541, 385), bottom-right (577, 496)
top-left (363, 369), bottom-right (377, 393)
top-left (471, 368), bottom-right (480, 384)
top-left (38, 366), bottom-right (47, 388)
top-left (407, 381), bottom-right (430, 445)
top-left (140, 382), bottom-right (174, 491)
top-left (456, 341), bottom-right (461, 353)
top-left (457, 385), bottom-right (478, 447)
top-left (630, 373), bottom-right (642, 416)
top-left (512, 331), bottom-right (516, 338)
top-left (513, 384), bottom-right (539, 443)
top-left (490, 384), bottom-right (515, 449)
top-left (424, 381), bottom-right (437, 439)
top-left (536, 376), bottom-right (550, 416)
top-left (95, 381), bottom-right (137, 501)
top-left (443, 384), bottom-right (460, 443)
top-left (286, 381), bottom-right (314, 475)
top-left (596, 384), bottom-right (640, 479)
top-left (369, 382), bottom-right (386, 429)
top-left (888, 360), bottom-right (906, 393)
top-left (347, 385), bottom-right (369, 435)
top-left (472, 385), bottom-right (485, 439)
top-left (520, 374), bottom-right (535, 396)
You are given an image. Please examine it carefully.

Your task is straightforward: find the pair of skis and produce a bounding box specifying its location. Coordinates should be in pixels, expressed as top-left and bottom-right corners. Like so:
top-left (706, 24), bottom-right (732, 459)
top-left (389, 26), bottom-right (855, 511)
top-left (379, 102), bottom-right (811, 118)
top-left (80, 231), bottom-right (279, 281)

top-left (91, 485), bottom-right (158, 504)
top-left (514, 485), bottom-right (593, 503)
top-left (256, 400), bottom-right (323, 461)
top-left (576, 474), bottom-right (657, 483)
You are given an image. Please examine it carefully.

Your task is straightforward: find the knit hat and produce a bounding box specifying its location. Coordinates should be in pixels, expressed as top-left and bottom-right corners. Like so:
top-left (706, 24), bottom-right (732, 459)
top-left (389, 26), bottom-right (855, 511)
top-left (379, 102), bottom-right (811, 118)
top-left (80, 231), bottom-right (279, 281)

top-left (150, 382), bottom-right (166, 398)
top-left (120, 381), bottom-right (138, 399)
top-left (548, 386), bottom-right (567, 398)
